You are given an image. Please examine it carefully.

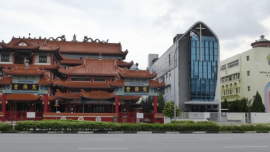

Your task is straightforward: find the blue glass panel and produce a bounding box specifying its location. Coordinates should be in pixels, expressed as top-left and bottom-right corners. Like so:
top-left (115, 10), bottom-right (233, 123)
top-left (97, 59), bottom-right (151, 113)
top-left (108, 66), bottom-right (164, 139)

top-left (202, 41), bottom-right (205, 47)
top-left (196, 79), bottom-right (201, 93)
top-left (201, 79), bottom-right (206, 94)
top-left (199, 62), bottom-right (203, 78)
top-left (191, 47), bottom-right (196, 55)
top-left (214, 55), bottom-right (218, 61)
top-left (202, 48), bottom-right (205, 60)
top-left (191, 40), bottom-right (196, 47)
top-left (214, 42), bottom-right (218, 48)
top-left (209, 47), bottom-right (214, 56)
top-left (191, 55), bottom-right (196, 62)
top-left (194, 61), bottom-right (198, 78)
top-left (214, 48), bottom-right (218, 56)
top-left (205, 41), bottom-right (209, 48)
top-left (205, 79), bottom-right (210, 96)
top-left (208, 62), bottom-right (211, 79)
top-left (210, 84), bottom-right (215, 91)
top-left (210, 42), bottom-right (213, 48)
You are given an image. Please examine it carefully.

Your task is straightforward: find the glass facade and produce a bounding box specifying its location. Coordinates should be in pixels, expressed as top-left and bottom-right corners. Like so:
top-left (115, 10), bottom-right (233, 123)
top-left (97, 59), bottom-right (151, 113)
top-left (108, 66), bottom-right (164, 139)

top-left (190, 36), bottom-right (218, 101)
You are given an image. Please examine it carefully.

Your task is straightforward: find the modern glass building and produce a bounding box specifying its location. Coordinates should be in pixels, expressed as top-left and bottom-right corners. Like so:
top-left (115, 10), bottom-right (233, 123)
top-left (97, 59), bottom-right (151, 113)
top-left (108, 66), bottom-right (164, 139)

top-left (190, 36), bottom-right (218, 101)
top-left (149, 21), bottom-right (221, 112)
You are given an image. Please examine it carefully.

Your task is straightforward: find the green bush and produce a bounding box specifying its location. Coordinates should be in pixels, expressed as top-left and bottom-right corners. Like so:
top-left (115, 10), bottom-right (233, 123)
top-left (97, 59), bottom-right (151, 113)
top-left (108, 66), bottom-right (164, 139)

top-left (13, 120), bottom-right (270, 132)
top-left (171, 120), bottom-right (195, 124)
top-left (0, 122), bottom-right (13, 131)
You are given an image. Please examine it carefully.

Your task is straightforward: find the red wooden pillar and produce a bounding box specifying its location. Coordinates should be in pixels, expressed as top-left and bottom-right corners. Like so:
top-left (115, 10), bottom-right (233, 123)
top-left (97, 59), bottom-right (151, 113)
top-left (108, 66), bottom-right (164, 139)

top-left (2, 93), bottom-right (6, 119)
top-left (115, 95), bottom-right (119, 114)
top-left (66, 104), bottom-right (70, 113)
top-left (153, 96), bottom-right (158, 115)
top-left (43, 94), bottom-right (48, 113)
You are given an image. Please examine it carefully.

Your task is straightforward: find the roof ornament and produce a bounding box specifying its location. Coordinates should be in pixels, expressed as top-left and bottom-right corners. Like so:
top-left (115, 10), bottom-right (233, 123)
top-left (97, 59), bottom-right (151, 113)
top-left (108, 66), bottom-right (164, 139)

top-left (72, 34), bottom-right (77, 42)
top-left (258, 35), bottom-right (268, 42)
top-left (83, 36), bottom-right (109, 43)
top-left (135, 63), bottom-right (139, 71)
top-left (47, 35), bottom-right (66, 41)
top-left (25, 60), bottom-right (29, 69)
top-left (28, 33), bottom-right (31, 39)
top-left (98, 53), bottom-right (102, 60)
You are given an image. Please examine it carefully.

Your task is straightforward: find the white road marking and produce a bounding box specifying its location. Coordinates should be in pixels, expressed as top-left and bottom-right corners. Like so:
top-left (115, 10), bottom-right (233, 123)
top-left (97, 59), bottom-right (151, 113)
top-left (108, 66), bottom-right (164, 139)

top-left (224, 146), bottom-right (268, 148)
top-left (85, 139), bottom-right (123, 140)
top-left (78, 148), bottom-right (127, 150)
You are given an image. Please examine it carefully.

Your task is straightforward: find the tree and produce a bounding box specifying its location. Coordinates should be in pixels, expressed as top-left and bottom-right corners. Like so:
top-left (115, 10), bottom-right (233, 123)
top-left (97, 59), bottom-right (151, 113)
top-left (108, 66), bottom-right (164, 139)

top-left (221, 98), bottom-right (229, 109)
top-left (162, 101), bottom-right (181, 120)
top-left (157, 94), bottom-right (165, 113)
top-left (250, 91), bottom-right (265, 112)
top-left (238, 98), bottom-right (252, 112)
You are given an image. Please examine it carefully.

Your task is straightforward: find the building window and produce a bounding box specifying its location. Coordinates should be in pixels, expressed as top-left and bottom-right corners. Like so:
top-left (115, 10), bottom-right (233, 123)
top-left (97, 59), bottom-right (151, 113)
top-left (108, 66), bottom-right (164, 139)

top-left (94, 78), bottom-right (106, 82)
top-left (236, 88), bottom-right (238, 93)
top-left (220, 65), bottom-right (226, 71)
top-left (1, 54), bottom-right (9, 62)
top-left (247, 56), bottom-right (249, 61)
top-left (239, 87), bottom-right (240, 93)
top-left (169, 54), bottom-right (171, 65)
top-left (227, 60), bottom-right (239, 69)
top-left (39, 55), bottom-right (47, 63)
top-left (248, 86), bottom-right (250, 91)
top-left (247, 71), bottom-right (250, 76)
top-left (71, 77), bottom-right (90, 81)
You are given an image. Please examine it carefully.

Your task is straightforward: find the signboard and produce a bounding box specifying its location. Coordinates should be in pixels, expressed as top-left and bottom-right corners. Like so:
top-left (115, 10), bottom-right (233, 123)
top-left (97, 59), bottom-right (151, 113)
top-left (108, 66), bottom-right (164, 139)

top-left (136, 113), bottom-right (144, 119)
top-left (95, 116), bottom-right (102, 122)
top-left (12, 84), bottom-right (39, 91)
top-left (189, 113), bottom-right (204, 119)
top-left (27, 112), bottom-right (36, 118)
top-left (124, 86), bottom-right (149, 93)
top-left (78, 116), bottom-right (84, 121)
top-left (227, 113), bottom-right (243, 120)
top-left (60, 116), bottom-right (67, 120)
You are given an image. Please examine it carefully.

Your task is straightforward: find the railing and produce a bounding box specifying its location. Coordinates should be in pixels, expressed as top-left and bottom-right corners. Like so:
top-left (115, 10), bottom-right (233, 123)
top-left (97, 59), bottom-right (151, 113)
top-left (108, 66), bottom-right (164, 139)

top-left (118, 112), bottom-right (154, 123)
top-left (4, 111), bottom-right (43, 122)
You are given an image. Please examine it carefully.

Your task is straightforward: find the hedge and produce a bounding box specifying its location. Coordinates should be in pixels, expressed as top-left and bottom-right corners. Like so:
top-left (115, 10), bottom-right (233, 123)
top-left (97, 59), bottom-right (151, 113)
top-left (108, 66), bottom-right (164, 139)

top-left (14, 120), bottom-right (220, 131)
top-left (0, 122), bottom-right (13, 131)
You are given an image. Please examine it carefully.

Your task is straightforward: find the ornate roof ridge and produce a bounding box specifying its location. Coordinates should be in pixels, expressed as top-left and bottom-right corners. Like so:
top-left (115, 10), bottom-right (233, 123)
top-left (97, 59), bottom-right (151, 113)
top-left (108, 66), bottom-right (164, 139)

top-left (80, 89), bottom-right (115, 100)
top-left (55, 89), bottom-right (81, 99)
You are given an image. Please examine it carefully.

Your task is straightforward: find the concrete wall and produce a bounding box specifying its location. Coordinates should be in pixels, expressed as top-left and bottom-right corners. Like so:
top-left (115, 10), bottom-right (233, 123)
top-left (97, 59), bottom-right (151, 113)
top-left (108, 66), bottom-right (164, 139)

top-left (250, 113), bottom-right (270, 124)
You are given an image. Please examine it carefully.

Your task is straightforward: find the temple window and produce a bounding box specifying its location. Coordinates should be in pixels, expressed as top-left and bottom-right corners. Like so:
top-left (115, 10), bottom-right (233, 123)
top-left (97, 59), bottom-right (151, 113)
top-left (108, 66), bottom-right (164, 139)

top-left (39, 55), bottom-right (47, 63)
top-left (18, 42), bottom-right (27, 46)
top-left (71, 77), bottom-right (90, 81)
top-left (94, 78), bottom-right (106, 82)
top-left (1, 54), bottom-right (9, 62)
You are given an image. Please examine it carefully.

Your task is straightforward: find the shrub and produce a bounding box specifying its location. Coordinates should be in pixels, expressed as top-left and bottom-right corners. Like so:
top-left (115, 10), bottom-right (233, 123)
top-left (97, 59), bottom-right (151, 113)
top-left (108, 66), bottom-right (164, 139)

top-left (0, 122), bottom-right (13, 131)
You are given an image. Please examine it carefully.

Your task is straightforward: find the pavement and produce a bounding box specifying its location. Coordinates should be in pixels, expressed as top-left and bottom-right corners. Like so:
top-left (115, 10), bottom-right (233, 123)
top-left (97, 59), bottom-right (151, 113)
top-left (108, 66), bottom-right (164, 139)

top-left (0, 134), bottom-right (270, 152)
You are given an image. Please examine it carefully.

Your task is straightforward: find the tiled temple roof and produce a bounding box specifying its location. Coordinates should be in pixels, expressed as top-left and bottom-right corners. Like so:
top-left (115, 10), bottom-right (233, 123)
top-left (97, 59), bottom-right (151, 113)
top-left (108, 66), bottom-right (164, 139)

top-left (118, 68), bottom-right (157, 79)
top-left (38, 77), bottom-right (54, 85)
top-left (60, 56), bottom-right (133, 68)
top-left (5, 94), bottom-right (40, 101)
top-left (53, 77), bottom-right (111, 89)
top-left (40, 95), bottom-right (57, 101)
top-left (0, 63), bottom-right (60, 70)
top-left (0, 76), bottom-right (12, 85)
top-left (0, 38), bottom-right (63, 60)
top-left (2, 66), bottom-right (46, 76)
top-left (59, 57), bottom-right (127, 76)
top-left (55, 89), bottom-right (81, 99)
top-left (149, 78), bottom-right (166, 88)
top-left (1, 37), bottom-right (128, 59)
top-left (81, 90), bottom-right (115, 100)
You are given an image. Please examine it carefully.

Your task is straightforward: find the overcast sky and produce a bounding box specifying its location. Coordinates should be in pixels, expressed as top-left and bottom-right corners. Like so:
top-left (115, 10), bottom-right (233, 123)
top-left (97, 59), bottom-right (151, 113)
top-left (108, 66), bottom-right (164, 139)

top-left (1, 0), bottom-right (270, 69)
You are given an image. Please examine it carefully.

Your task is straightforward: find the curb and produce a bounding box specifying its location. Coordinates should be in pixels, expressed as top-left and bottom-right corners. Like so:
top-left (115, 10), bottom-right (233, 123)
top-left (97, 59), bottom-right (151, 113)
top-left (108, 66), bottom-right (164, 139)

top-left (0, 131), bottom-right (270, 134)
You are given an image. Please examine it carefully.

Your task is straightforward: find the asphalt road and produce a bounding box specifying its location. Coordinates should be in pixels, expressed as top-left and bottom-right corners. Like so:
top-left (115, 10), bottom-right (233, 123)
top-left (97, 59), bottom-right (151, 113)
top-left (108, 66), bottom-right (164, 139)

top-left (0, 133), bottom-right (270, 152)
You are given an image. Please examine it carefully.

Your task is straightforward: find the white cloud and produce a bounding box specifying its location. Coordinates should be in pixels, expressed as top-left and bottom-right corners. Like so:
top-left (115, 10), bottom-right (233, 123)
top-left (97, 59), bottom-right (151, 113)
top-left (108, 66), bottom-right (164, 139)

top-left (1, 0), bottom-right (270, 68)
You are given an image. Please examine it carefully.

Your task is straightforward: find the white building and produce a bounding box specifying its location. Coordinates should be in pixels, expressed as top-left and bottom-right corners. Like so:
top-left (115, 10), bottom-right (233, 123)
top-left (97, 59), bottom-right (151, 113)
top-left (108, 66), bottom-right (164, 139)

top-left (220, 35), bottom-right (270, 112)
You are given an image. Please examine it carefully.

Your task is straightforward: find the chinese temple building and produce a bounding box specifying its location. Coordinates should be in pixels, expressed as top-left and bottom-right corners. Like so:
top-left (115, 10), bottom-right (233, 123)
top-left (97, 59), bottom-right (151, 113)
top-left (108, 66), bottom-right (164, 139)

top-left (0, 35), bottom-right (165, 123)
